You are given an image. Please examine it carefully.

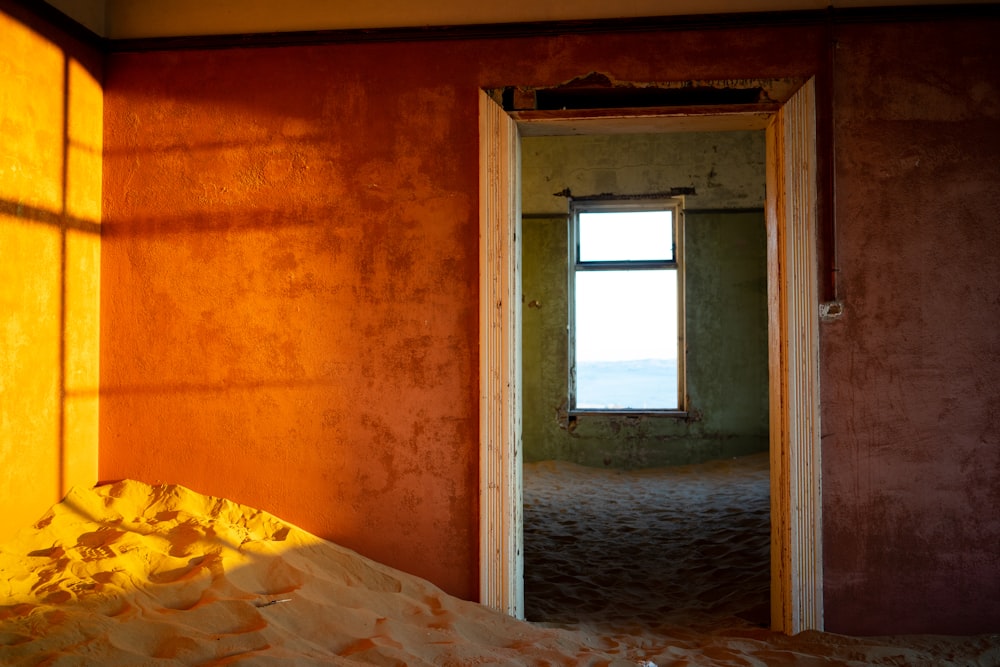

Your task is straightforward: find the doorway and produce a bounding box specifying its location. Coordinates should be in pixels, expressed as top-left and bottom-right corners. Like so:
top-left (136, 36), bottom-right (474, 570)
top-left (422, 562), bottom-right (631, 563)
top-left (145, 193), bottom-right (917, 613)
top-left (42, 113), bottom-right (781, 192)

top-left (519, 129), bottom-right (770, 628)
top-left (479, 79), bottom-right (823, 635)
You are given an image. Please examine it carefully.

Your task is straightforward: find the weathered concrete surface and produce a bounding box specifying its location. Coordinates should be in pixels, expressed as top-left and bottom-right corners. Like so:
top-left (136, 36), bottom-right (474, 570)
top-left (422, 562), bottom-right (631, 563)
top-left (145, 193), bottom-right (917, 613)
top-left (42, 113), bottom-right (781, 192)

top-left (521, 133), bottom-right (768, 468)
top-left (522, 131), bottom-right (766, 215)
top-left (0, 3), bottom-right (102, 540)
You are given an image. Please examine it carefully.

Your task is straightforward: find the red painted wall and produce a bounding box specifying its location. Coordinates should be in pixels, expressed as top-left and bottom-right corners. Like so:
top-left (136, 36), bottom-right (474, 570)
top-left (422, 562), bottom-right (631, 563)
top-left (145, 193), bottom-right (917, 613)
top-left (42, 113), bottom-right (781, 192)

top-left (821, 20), bottom-right (1000, 635)
top-left (100, 18), bottom-right (1000, 633)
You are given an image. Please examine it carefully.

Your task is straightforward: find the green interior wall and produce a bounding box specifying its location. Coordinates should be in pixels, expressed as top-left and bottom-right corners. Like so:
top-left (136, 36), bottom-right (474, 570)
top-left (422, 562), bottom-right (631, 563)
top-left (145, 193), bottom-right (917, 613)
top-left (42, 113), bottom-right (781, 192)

top-left (521, 132), bottom-right (768, 468)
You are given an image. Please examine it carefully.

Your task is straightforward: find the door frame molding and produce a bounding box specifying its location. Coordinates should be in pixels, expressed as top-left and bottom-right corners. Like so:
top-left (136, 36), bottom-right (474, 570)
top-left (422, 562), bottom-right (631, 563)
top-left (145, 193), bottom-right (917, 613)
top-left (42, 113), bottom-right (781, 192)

top-left (478, 90), bottom-right (524, 618)
top-left (478, 80), bottom-right (823, 633)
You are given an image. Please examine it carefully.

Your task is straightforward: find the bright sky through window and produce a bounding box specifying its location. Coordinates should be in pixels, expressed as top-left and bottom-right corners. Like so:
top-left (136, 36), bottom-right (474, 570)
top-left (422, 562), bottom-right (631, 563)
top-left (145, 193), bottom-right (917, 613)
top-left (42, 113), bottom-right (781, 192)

top-left (578, 211), bottom-right (673, 261)
top-left (575, 271), bottom-right (678, 362)
top-left (576, 209), bottom-right (678, 364)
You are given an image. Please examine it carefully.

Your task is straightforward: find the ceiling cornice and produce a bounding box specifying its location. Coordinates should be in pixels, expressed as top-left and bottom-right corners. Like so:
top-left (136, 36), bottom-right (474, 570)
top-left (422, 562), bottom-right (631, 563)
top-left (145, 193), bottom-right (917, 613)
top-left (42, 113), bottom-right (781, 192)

top-left (108, 3), bottom-right (1000, 54)
top-left (19, 0), bottom-right (1000, 54)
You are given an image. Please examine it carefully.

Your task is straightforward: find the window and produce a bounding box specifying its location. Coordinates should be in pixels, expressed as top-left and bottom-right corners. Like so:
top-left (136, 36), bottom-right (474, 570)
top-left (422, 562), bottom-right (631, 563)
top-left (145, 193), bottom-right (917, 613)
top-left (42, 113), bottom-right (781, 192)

top-left (569, 199), bottom-right (684, 412)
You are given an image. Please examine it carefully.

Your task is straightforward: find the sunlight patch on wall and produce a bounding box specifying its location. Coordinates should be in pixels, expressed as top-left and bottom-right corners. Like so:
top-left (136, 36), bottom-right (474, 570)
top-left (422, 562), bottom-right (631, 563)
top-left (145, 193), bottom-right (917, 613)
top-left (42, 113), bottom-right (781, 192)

top-left (0, 10), bottom-right (101, 538)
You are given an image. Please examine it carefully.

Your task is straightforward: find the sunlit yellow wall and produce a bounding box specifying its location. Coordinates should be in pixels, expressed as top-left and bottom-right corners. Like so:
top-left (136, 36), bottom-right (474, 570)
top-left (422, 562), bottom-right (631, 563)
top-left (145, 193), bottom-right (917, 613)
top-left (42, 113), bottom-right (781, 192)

top-left (0, 10), bottom-right (102, 539)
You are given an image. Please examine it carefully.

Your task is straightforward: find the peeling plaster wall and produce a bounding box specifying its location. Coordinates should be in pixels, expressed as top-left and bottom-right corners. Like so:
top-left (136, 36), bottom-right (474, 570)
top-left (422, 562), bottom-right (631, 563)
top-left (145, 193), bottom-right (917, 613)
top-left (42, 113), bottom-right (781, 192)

top-left (97, 18), bottom-right (1000, 633)
top-left (521, 132), bottom-right (768, 467)
top-left (0, 2), bottom-right (102, 540)
top-left (522, 132), bottom-right (766, 215)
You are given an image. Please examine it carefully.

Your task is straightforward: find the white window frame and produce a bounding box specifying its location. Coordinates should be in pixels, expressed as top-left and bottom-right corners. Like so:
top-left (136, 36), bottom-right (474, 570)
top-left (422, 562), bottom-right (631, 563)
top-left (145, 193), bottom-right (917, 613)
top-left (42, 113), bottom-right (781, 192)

top-left (568, 197), bottom-right (686, 415)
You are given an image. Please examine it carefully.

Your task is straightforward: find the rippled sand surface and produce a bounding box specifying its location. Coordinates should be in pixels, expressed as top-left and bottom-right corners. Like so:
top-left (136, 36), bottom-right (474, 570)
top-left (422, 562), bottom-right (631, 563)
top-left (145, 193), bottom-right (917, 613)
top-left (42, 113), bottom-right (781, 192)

top-left (1, 467), bottom-right (997, 665)
top-left (524, 454), bottom-right (770, 632)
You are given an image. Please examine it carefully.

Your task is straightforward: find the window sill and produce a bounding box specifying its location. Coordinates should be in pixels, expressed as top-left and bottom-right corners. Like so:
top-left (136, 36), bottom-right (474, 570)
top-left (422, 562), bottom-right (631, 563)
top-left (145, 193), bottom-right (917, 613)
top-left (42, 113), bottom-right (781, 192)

top-left (568, 409), bottom-right (690, 419)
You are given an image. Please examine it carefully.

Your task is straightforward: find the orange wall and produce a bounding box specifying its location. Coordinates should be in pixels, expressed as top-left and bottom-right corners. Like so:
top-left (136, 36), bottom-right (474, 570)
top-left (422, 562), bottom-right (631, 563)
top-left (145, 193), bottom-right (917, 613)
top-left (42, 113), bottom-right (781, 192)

top-left (100, 42), bottom-right (488, 596)
top-left (0, 4), bottom-right (102, 540)
top-left (100, 28), bottom-right (820, 601)
top-left (98, 16), bottom-right (1000, 634)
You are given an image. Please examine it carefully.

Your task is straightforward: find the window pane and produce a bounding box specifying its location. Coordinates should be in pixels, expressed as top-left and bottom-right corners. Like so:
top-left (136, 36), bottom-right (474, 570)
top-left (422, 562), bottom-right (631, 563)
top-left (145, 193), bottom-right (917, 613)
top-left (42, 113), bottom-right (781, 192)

top-left (574, 270), bottom-right (678, 410)
top-left (578, 210), bottom-right (673, 262)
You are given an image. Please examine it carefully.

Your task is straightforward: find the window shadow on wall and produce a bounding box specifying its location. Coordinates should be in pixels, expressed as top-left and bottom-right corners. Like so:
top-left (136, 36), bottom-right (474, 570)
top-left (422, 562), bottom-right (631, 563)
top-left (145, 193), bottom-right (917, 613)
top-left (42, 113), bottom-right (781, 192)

top-left (1, 5), bottom-right (103, 537)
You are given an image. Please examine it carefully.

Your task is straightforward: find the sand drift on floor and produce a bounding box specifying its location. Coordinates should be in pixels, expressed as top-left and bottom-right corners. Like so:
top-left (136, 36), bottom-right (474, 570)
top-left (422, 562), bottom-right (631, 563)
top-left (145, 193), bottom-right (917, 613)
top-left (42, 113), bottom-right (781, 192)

top-left (1, 466), bottom-right (998, 665)
top-left (524, 453), bottom-right (770, 631)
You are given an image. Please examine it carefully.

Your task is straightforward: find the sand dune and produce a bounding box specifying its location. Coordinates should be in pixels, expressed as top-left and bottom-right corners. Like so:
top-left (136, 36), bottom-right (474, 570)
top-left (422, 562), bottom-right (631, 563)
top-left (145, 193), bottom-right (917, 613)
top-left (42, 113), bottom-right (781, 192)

top-left (1, 467), bottom-right (998, 665)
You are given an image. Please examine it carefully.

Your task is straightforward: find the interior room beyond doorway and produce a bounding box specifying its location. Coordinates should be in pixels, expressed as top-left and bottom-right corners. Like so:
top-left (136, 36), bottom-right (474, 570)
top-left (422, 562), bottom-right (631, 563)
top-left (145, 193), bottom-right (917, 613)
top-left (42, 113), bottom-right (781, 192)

top-left (520, 129), bottom-right (770, 628)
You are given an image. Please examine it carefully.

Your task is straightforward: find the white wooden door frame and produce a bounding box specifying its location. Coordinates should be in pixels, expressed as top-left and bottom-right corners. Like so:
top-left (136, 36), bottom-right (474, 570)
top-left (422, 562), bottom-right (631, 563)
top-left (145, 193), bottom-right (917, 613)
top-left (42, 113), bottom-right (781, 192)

top-left (765, 79), bottom-right (824, 634)
top-left (478, 90), bottom-right (524, 619)
top-left (478, 80), bottom-right (823, 633)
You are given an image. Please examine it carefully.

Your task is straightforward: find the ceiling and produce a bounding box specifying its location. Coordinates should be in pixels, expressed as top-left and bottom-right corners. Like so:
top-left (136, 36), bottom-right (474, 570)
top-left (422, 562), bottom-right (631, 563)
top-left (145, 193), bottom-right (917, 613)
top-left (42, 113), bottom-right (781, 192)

top-left (43, 0), bottom-right (993, 40)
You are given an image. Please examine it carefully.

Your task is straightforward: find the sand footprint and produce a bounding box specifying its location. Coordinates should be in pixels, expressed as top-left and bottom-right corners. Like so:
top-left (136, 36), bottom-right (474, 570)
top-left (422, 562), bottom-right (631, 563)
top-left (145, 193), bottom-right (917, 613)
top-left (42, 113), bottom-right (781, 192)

top-left (224, 552), bottom-right (306, 598)
top-left (75, 527), bottom-right (126, 562)
top-left (146, 552), bottom-right (226, 611)
top-left (172, 599), bottom-right (268, 636)
top-left (165, 520), bottom-right (211, 558)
